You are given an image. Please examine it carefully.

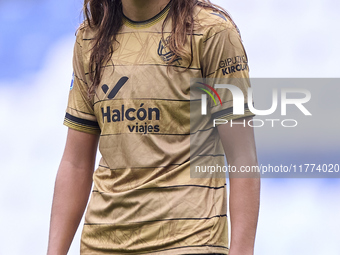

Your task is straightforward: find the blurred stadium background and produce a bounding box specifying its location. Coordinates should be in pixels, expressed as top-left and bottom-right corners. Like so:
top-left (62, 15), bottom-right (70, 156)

top-left (0, 0), bottom-right (339, 254)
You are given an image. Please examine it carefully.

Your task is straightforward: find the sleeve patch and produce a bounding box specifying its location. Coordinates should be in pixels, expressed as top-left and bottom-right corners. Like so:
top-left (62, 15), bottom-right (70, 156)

top-left (70, 73), bottom-right (74, 90)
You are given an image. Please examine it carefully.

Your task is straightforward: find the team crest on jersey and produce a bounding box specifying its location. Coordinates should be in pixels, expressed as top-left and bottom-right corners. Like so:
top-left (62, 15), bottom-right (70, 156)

top-left (157, 36), bottom-right (182, 65)
top-left (70, 73), bottom-right (74, 90)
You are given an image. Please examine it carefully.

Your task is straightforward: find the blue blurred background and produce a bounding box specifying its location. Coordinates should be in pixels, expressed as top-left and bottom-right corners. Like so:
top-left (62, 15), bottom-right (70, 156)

top-left (0, 0), bottom-right (339, 254)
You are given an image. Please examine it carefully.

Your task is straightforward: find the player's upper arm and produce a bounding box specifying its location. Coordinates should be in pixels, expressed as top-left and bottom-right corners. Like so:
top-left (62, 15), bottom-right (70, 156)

top-left (61, 128), bottom-right (99, 171)
top-left (217, 116), bottom-right (258, 177)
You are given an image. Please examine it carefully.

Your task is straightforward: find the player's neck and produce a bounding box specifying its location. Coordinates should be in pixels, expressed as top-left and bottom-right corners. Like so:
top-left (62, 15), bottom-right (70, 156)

top-left (122, 0), bottom-right (171, 22)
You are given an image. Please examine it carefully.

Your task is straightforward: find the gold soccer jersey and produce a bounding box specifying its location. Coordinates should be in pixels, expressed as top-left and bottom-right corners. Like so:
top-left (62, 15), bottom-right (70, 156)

top-left (64, 2), bottom-right (254, 254)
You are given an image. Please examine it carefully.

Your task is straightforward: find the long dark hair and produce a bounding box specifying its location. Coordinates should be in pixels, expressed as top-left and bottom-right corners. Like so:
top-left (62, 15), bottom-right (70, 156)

top-left (83, 0), bottom-right (238, 98)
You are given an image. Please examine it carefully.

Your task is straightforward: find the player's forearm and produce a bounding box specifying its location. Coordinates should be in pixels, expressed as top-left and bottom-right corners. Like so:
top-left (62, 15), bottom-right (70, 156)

top-left (229, 158), bottom-right (260, 255)
top-left (47, 160), bottom-right (93, 255)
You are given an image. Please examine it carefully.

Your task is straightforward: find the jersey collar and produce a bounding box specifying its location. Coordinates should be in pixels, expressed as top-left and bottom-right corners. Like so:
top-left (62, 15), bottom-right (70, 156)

top-left (122, 0), bottom-right (172, 29)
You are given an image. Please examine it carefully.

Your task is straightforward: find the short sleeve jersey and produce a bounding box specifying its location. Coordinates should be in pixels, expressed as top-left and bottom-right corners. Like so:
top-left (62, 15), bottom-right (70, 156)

top-left (64, 2), bottom-right (254, 254)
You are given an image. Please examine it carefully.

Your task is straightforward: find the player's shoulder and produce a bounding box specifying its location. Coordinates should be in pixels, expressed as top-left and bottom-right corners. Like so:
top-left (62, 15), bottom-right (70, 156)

top-left (194, 3), bottom-right (239, 39)
top-left (75, 22), bottom-right (95, 48)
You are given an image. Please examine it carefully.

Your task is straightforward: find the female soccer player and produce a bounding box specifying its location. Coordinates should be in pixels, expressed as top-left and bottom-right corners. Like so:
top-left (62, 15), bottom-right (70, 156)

top-left (48, 0), bottom-right (260, 254)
